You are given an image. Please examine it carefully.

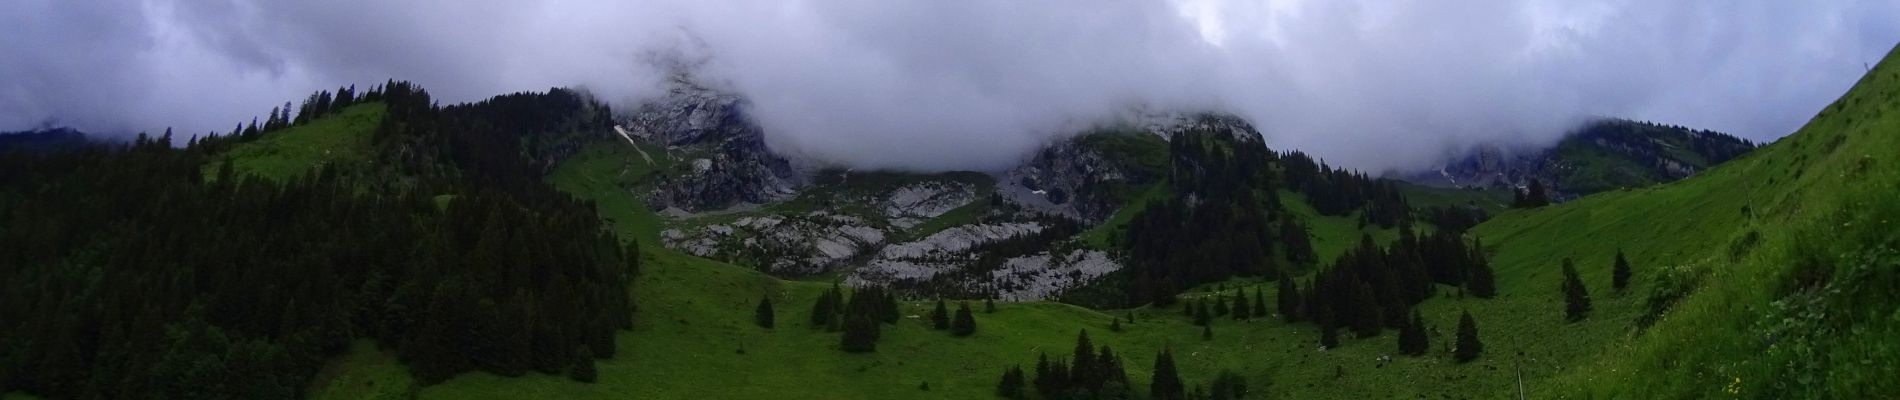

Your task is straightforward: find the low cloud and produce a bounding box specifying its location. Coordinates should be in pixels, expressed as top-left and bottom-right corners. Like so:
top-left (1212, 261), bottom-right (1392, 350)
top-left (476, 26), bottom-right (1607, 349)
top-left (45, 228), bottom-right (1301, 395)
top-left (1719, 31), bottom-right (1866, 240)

top-left (4, 0), bottom-right (1897, 171)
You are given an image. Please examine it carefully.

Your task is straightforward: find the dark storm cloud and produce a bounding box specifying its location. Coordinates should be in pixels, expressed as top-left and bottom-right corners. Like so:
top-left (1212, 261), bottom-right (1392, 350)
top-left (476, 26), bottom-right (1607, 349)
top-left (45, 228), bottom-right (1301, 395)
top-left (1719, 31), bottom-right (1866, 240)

top-left (4, 0), bottom-right (1897, 171)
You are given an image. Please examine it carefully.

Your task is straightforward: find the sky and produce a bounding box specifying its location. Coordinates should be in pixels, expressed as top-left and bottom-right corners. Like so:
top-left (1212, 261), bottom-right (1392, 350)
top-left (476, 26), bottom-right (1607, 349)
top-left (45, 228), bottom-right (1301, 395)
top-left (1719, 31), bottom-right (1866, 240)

top-left (4, 0), bottom-right (1898, 172)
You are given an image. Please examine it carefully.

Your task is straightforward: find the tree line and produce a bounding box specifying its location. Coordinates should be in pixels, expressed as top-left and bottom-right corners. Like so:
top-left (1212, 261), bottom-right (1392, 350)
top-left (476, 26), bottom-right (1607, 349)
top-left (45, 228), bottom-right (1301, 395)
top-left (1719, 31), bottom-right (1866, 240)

top-left (0, 82), bottom-right (635, 399)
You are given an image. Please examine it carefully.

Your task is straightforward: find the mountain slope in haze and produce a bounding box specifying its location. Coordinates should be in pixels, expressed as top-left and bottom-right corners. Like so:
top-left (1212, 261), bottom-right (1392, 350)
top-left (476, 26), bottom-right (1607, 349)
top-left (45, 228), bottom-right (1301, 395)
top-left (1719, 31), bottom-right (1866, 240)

top-left (381, 45), bottom-right (1900, 399)
top-left (1496, 45), bottom-right (1900, 398)
top-left (1407, 118), bottom-right (1759, 197)
top-left (0, 127), bottom-right (89, 154)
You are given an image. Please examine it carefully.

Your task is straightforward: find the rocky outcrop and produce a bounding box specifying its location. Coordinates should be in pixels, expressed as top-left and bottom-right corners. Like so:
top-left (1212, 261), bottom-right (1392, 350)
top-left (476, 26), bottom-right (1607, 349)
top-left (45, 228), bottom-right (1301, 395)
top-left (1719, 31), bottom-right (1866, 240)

top-left (987, 249), bottom-right (1122, 301)
top-left (998, 112), bottom-right (1258, 223)
top-left (624, 76), bottom-right (803, 212)
top-left (662, 211), bottom-right (886, 276)
top-left (844, 222), bottom-right (1044, 286)
top-left (880, 181), bottom-right (977, 229)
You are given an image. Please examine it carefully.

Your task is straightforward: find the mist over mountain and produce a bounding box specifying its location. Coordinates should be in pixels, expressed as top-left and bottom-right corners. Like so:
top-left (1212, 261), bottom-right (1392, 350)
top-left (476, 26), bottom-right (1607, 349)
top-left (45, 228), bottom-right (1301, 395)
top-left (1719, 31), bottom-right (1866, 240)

top-left (4, 0), bottom-right (1899, 172)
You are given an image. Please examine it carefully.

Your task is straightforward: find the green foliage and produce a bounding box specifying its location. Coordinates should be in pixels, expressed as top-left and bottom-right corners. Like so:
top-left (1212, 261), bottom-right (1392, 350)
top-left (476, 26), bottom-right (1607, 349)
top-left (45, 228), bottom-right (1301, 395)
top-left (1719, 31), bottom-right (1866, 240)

top-left (952, 302), bottom-right (977, 337)
top-left (1612, 249), bottom-right (1633, 291)
top-left (1453, 311), bottom-right (1482, 363)
top-left (1561, 258), bottom-right (1592, 322)
top-left (1150, 348), bottom-right (1184, 400)
top-left (755, 296), bottom-right (775, 329)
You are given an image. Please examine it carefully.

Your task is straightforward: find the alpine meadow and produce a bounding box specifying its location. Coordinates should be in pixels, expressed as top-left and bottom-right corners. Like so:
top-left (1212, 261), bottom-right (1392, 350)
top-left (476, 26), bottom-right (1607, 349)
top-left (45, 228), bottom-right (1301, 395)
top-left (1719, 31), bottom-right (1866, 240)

top-left (4, 2), bottom-right (1900, 399)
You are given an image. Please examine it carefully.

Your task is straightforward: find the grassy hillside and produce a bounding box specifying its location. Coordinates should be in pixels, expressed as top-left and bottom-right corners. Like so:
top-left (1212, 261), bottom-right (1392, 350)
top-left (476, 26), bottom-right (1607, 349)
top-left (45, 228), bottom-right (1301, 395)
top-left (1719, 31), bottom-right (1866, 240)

top-left (311, 47), bottom-right (1900, 399)
top-left (1495, 45), bottom-right (1900, 398)
top-left (206, 103), bottom-right (386, 181)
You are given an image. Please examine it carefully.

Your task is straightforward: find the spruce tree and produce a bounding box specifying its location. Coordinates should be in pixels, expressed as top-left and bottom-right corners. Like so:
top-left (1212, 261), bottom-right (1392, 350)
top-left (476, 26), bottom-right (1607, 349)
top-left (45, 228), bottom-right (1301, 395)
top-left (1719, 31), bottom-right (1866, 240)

top-left (952, 302), bottom-right (977, 337)
top-left (568, 345), bottom-right (597, 383)
top-left (1454, 311), bottom-right (1483, 363)
top-left (997, 365), bottom-right (1025, 399)
top-left (1232, 290), bottom-right (1251, 320)
top-left (931, 299), bottom-right (950, 330)
top-left (1214, 295), bottom-right (1230, 316)
top-left (1034, 353), bottom-right (1055, 397)
top-left (1397, 310), bottom-right (1428, 356)
top-left (840, 312), bottom-right (879, 352)
top-left (985, 298), bottom-right (998, 313)
top-left (754, 296), bottom-right (775, 329)
top-left (1150, 348), bottom-right (1185, 400)
top-left (1110, 317), bottom-right (1124, 333)
top-left (1320, 317), bottom-right (1340, 348)
top-left (1467, 240), bottom-right (1497, 298)
top-left (1526, 179), bottom-right (1550, 207)
top-left (1201, 324), bottom-right (1213, 341)
top-left (1070, 330), bottom-right (1097, 391)
top-left (1194, 300), bottom-right (1212, 326)
top-left (1612, 249), bottom-right (1632, 291)
top-left (1277, 273), bottom-right (1301, 322)
top-left (1562, 258), bottom-right (1592, 322)
top-left (811, 284), bottom-right (839, 328)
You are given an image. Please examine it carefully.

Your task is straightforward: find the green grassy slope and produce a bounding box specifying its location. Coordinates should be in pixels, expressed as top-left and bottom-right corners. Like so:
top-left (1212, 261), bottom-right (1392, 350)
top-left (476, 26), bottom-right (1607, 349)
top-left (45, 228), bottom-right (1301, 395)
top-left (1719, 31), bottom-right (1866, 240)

top-left (1492, 46), bottom-right (1900, 398)
top-left (314, 46), bottom-right (1900, 399)
top-left (206, 103), bottom-right (386, 182)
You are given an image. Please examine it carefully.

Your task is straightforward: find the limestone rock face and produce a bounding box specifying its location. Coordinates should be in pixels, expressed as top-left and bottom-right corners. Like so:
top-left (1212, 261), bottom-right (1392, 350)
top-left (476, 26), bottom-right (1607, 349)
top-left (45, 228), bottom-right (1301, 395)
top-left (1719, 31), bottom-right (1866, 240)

top-left (625, 76), bottom-right (803, 212)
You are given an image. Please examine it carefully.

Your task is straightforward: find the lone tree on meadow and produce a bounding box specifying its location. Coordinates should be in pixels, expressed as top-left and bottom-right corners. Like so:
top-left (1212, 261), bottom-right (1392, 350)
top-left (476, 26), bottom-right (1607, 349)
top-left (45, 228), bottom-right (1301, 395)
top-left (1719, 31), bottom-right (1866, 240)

top-left (1612, 249), bottom-right (1633, 291)
top-left (952, 302), bottom-right (977, 337)
top-left (1562, 258), bottom-right (1593, 322)
top-left (754, 296), bottom-right (775, 329)
top-left (931, 299), bottom-right (951, 330)
top-left (1454, 311), bottom-right (1483, 363)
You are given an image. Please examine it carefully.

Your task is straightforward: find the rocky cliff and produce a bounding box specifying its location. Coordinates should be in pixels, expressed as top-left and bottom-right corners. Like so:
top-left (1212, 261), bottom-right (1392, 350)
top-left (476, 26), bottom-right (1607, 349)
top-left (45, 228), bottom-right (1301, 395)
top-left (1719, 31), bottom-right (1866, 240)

top-left (621, 76), bottom-right (803, 212)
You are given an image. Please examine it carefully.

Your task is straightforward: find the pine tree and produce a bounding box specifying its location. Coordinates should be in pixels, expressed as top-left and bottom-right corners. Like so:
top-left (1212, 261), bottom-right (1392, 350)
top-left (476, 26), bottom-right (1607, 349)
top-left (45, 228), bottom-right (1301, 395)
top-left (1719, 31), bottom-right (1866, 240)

top-left (568, 345), bottom-right (597, 383)
top-left (1320, 316), bottom-right (1340, 348)
top-left (1194, 300), bottom-right (1212, 326)
top-left (840, 312), bottom-right (879, 352)
top-left (997, 365), bottom-right (1026, 399)
top-left (811, 284), bottom-right (840, 328)
top-left (930, 299), bottom-right (950, 330)
top-left (1201, 324), bottom-right (1214, 341)
top-left (1277, 272), bottom-right (1301, 322)
top-left (951, 302), bottom-right (977, 337)
top-left (1070, 330), bottom-right (1098, 394)
top-left (1183, 298), bottom-right (1197, 318)
top-left (1150, 348), bottom-right (1185, 400)
top-left (1034, 353), bottom-right (1055, 397)
top-left (1397, 310), bottom-right (1428, 356)
top-left (1467, 240), bottom-right (1497, 298)
top-left (1454, 311), bottom-right (1483, 363)
top-left (1214, 295), bottom-right (1230, 316)
top-left (1110, 317), bottom-right (1124, 333)
top-left (1612, 249), bottom-right (1632, 292)
top-left (881, 291), bottom-right (900, 324)
top-left (985, 298), bottom-right (998, 313)
top-left (1232, 290), bottom-right (1251, 320)
top-left (1562, 258), bottom-right (1592, 322)
top-left (1527, 179), bottom-right (1550, 207)
top-left (754, 296), bottom-right (775, 329)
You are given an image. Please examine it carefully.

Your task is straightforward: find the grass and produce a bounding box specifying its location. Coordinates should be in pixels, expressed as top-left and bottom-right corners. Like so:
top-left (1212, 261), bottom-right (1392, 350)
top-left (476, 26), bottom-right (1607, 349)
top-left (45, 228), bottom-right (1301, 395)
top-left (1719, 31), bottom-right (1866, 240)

top-left (313, 45), bottom-right (1900, 399)
top-left (307, 340), bottom-right (417, 400)
top-left (206, 103), bottom-right (386, 182)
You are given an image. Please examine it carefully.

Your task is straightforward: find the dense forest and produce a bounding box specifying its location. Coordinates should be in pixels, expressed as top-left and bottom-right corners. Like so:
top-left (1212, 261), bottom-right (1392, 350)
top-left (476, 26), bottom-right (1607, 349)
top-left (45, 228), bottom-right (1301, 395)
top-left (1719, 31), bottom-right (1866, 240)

top-left (0, 82), bottom-right (635, 399)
